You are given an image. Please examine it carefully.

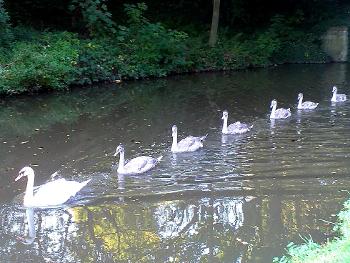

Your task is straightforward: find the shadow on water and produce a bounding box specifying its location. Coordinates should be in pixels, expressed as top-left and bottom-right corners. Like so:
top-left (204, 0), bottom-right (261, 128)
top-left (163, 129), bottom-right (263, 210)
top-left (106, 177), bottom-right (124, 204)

top-left (1, 64), bottom-right (350, 262)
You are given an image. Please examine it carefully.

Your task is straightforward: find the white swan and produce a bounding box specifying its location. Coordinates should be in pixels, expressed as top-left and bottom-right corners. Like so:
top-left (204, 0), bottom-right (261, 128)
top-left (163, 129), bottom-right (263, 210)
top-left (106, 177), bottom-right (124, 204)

top-left (171, 125), bottom-right (207, 153)
top-left (15, 167), bottom-right (90, 208)
top-left (221, 110), bottom-right (253, 134)
top-left (331, 86), bottom-right (347, 102)
top-left (114, 144), bottom-right (162, 175)
top-left (297, 93), bottom-right (318, 110)
top-left (270, 99), bottom-right (291, 119)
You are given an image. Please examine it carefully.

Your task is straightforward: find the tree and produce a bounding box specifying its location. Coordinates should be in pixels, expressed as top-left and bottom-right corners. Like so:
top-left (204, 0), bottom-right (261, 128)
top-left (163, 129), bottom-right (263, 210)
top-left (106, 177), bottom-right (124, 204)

top-left (0, 0), bottom-right (13, 48)
top-left (209, 0), bottom-right (220, 47)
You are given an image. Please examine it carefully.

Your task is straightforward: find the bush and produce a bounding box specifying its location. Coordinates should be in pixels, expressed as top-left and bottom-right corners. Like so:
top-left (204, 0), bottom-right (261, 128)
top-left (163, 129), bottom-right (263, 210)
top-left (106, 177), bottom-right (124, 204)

top-left (0, 32), bottom-right (79, 94)
top-left (69, 0), bottom-right (116, 37)
top-left (113, 3), bottom-right (190, 78)
top-left (74, 38), bottom-right (119, 85)
top-left (0, 4), bottom-right (330, 96)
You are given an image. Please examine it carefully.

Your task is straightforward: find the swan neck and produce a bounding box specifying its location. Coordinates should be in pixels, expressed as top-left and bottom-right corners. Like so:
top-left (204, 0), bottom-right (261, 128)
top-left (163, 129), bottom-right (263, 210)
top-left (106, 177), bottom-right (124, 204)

top-left (171, 133), bottom-right (178, 151)
top-left (270, 105), bottom-right (276, 118)
top-left (222, 117), bottom-right (228, 133)
top-left (332, 92), bottom-right (337, 101)
top-left (24, 174), bottom-right (35, 206)
top-left (118, 151), bottom-right (125, 171)
top-left (298, 97), bottom-right (303, 108)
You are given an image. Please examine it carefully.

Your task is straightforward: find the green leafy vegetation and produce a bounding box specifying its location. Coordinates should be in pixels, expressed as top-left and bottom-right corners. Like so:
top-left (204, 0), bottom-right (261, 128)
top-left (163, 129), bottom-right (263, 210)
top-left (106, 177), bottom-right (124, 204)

top-left (0, 0), bottom-right (12, 49)
top-left (274, 199), bottom-right (350, 263)
top-left (0, 1), bottom-right (348, 95)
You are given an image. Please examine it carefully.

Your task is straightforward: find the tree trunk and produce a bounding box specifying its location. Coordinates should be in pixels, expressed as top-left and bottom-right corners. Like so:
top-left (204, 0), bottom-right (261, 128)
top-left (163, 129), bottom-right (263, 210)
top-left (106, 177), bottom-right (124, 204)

top-left (209, 0), bottom-right (220, 47)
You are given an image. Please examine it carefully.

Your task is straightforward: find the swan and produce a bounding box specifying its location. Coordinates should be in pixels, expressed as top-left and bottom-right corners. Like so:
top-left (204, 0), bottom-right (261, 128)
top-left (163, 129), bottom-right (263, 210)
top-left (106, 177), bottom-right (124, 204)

top-left (297, 93), bottom-right (318, 110)
top-left (15, 167), bottom-right (90, 208)
top-left (114, 144), bottom-right (162, 175)
top-left (171, 125), bottom-right (207, 153)
top-left (331, 86), bottom-right (347, 102)
top-left (221, 110), bottom-right (253, 134)
top-left (270, 99), bottom-right (291, 119)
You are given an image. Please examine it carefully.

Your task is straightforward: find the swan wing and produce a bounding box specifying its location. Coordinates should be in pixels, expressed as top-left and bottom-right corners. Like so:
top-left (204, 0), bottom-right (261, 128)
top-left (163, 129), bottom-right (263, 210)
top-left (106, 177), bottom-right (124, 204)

top-left (275, 108), bottom-right (291, 119)
top-left (227, 122), bottom-right (252, 133)
top-left (176, 135), bottom-right (205, 152)
top-left (32, 178), bottom-right (89, 206)
top-left (124, 156), bottom-right (158, 173)
top-left (302, 101), bottom-right (318, 109)
top-left (177, 136), bottom-right (197, 148)
top-left (337, 94), bottom-right (347, 102)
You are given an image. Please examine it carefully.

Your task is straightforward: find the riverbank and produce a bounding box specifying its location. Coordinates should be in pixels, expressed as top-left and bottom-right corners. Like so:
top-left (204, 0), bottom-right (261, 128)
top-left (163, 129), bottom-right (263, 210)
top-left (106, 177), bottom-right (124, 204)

top-left (0, 4), bottom-right (330, 96)
top-left (275, 199), bottom-right (350, 263)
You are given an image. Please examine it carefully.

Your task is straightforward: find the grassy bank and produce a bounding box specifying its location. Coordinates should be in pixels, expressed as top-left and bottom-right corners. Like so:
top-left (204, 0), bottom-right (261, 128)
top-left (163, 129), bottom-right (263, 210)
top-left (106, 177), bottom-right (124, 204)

top-left (0, 3), bottom-right (332, 96)
top-left (274, 199), bottom-right (350, 263)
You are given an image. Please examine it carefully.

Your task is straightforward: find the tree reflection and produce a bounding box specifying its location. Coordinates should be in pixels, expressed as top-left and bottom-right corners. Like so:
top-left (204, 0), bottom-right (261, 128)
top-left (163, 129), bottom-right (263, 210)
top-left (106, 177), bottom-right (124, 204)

top-left (0, 193), bottom-right (343, 263)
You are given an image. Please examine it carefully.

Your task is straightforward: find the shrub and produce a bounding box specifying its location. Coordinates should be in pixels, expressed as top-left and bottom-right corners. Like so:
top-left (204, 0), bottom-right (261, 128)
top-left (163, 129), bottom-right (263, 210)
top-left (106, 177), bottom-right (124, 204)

top-left (0, 32), bottom-right (79, 94)
top-left (69, 0), bottom-right (116, 37)
top-left (113, 3), bottom-right (190, 78)
top-left (74, 38), bottom-right (119, 85)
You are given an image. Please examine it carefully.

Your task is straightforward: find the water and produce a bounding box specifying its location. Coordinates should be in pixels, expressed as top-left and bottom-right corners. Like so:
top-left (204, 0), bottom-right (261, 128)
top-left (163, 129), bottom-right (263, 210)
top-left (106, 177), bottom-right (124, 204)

top-left (0, 64), bottom-right (350, 262)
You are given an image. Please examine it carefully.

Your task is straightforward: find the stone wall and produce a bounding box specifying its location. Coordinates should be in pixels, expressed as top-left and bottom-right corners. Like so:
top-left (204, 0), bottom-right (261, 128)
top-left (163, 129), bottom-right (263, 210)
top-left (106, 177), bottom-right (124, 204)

top-left (322, 26), bottom-right (348, 62)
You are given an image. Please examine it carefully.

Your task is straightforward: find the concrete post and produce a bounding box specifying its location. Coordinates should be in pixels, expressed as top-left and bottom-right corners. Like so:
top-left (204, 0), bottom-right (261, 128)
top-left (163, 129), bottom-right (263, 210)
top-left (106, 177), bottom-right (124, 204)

top-left (323, 26), bottom-right (348, 62)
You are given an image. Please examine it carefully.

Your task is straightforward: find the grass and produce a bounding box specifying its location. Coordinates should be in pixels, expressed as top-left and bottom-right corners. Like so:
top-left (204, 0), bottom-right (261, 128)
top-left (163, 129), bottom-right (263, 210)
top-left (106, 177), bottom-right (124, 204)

top-left (274, 199), bottom-right (350, 263)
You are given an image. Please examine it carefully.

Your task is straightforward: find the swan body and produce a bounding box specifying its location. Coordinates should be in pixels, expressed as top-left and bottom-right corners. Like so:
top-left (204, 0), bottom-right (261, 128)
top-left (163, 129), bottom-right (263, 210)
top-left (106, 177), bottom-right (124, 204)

top-left (270, 99), bottom-right (291, 119)
top-left (171, 125), bottom-right (207, 153)
top-left (331, 86), bottom-right (347, 102)
top-left (15, 167), bottom-right (90, 208)
top-left (297, 93), bottom-right (318, 110)
top-left (114, 144), bottom-right (162, 175)
top-left (221, 111), bottom-right (252, 134)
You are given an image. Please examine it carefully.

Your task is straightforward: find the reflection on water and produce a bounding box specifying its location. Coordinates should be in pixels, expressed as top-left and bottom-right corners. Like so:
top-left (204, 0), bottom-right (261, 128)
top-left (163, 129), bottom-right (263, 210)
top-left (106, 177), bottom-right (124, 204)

top-left (1, 64), bottom-right (350, 262)
top-left (0, 195), bottom-right (344, 262)
top-left (20, 208), bottom-right (35, 245)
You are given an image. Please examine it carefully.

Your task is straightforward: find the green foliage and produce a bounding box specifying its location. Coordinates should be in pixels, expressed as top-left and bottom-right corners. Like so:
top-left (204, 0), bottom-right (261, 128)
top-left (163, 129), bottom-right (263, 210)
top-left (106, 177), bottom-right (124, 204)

top-left (274, 199), bottom-right (350, 263)
top-left (114, 3), bottom-right (190, 78)
top-left (0, 2), bottom-right (332, 95)
top-left (74, 38), bottom-right (119, 85)
top-left (124, 2), bottom-right (148, 25)
top-left (0, 31), bottom-right (79, 94)
top-left (0, 0), bottom-right (13, 49)
top-left (69, 0), bottom-right (116, 37)
top-left (268, 14), bottom-right (327, 63)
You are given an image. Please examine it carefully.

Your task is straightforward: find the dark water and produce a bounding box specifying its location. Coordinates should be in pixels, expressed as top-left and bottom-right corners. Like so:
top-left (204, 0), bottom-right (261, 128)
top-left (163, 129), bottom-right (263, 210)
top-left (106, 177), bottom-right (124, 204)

top-left (1, 64), bottom-right (350, 262)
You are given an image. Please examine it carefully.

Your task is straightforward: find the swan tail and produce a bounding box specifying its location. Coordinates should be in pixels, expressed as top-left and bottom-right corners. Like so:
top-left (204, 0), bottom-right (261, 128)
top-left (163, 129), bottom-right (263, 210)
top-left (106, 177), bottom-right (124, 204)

top-left (200, 134), bottom-right (208, 141)
top-left (50, 171), bottom-right (59, 180)
top-left (81, 179), bottom-right (91, 188)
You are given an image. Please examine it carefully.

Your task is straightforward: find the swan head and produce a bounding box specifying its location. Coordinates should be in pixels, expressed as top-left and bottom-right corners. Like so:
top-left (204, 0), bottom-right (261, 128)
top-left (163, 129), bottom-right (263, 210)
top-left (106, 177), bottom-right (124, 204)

top-left (172, 125), bottom-right (177, 137)
top-left (270, 99), bottom-right (277, 109)
top-left (222, 110), bottom-right (228, 120)
top-left (113, 144), bottom-right (125, 156)
top-left (332, 86), bottom-right (337, 93)
top-left (15, 167), bottom-right (34, 181)
top-left (298, 93), bottom-right (303, 100)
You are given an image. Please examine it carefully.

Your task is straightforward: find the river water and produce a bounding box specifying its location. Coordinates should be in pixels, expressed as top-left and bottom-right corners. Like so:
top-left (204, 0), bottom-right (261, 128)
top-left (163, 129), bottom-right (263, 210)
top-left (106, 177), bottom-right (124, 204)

top-left (0, 64), bottom-right (350, 262)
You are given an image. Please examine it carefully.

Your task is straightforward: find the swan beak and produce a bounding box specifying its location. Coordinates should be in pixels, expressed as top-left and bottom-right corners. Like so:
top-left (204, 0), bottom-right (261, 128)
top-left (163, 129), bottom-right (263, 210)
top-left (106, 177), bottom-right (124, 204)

top-left (221, 116), bottom-right (224, 120)
top-left (113, 152), bottom-right (118, 157)
top-left (15, 174), bottom-right (23, 181)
